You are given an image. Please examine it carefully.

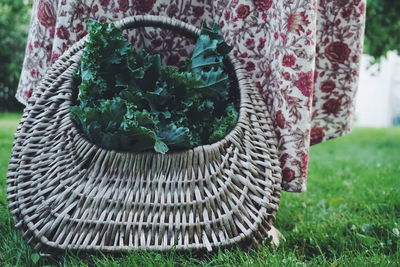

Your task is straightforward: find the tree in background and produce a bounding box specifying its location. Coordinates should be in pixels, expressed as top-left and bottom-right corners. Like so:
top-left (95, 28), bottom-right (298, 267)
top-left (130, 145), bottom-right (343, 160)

top-left (0, 0), bottom-right (31, 111)
top-left (364, 0), bottom-right (400, 62)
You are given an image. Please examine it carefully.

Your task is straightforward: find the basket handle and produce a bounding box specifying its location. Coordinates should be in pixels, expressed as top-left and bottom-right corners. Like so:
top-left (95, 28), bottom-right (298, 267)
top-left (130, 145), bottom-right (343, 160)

top-left (114, 15), bottom-right (201, 40)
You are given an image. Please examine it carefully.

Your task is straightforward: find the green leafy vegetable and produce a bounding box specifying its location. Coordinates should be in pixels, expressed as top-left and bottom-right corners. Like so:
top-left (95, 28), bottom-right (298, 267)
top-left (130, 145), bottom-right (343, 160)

top-left (190, 23), bottom-right (233, 102)
top-left (209, 104), bottom-right (239, 143)
top-left (71, 20), bottom-right (238, 153)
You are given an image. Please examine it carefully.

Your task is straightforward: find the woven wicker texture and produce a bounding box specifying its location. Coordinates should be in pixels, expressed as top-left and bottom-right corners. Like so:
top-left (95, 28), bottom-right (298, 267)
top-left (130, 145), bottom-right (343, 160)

top-left (7, 15), bottom-right (282, 253)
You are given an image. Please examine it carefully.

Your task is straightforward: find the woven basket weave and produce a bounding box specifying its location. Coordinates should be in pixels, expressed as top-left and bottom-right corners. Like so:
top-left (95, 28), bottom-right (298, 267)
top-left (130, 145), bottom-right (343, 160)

top-left (7, 15), bottom-right (282, 254)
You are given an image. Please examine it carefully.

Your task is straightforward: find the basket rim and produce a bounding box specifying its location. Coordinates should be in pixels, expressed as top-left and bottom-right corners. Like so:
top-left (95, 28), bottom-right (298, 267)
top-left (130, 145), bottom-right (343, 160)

top-left (57, 15), bottom-right (253, 157)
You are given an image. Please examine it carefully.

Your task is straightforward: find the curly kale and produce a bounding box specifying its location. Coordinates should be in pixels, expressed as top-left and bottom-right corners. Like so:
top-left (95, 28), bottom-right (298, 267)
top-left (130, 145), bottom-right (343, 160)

top-left (71, 20), bottom-right (239, 153)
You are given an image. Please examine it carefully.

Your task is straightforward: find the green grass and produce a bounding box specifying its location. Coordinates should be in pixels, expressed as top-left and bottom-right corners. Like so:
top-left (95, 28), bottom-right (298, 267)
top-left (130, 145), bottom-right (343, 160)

top-left (0, 112), bottom-right (399, 266)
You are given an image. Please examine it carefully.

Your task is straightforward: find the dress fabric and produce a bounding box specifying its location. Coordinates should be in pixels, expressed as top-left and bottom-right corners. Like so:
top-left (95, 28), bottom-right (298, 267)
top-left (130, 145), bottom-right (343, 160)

top-left (16, 0), bottom-right (366, 192)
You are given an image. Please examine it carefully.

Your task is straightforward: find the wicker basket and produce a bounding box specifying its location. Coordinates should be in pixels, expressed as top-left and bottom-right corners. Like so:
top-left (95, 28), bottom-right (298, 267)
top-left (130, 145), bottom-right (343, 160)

top-left (7, 15), bottom-right (282, 254)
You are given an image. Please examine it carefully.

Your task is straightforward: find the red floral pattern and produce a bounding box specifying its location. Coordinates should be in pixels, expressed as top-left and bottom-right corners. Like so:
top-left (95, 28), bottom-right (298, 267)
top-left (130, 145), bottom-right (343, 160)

top-left (56, 26), bottom-right (70, 40)
top-left (310, 127), bottom-right (325, 145)
top-left (236, 4), bottom-right (250, 19)
top-left (295, 72), bottom-right (313, 97)
top-left (118, 0), bottom-right (129, 12)
top-left (16, 0), bottom-right (366, 193)
top-left (253, 0), bottom-right (273, 12)
top-left (192, 6), bottom-right (205, 18)
top-left (282, 55), bottom-right (295, 67)
top-left (325, 41), bottom-right (351, 64)
top-left (37, 0), bottom-right (56, 27)
top-left (288, 12), bottom-right (310, 34)
top-left (322, 98), bottom-right (342, 116)
top-left (133, 0), bottom-right (156, 13)
top-left (275, 110), bottom-right (285, 129)
top-left (320, 80), bottom-right (336, 93)
top-left (99, 0), bottom-right (110, 8)
top-left (282, 167), bottom-right (295, 183)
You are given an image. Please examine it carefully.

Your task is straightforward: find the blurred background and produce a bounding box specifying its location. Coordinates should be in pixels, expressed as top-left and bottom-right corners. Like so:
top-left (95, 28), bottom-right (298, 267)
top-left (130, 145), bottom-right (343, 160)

top-left (0, 0), bottom-right (30, 111)
top-left (0, 0), bottom-right (400, 126)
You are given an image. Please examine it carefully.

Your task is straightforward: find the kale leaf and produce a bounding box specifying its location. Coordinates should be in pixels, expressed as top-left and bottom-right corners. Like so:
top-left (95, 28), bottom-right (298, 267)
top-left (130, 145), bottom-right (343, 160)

top-left (190, 23), bottom-right (233, 102)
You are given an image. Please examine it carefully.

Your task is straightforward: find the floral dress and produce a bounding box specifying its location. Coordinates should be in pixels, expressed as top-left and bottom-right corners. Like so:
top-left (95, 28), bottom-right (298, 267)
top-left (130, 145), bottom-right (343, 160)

top-left (16, 0), bottom-right (366, 192)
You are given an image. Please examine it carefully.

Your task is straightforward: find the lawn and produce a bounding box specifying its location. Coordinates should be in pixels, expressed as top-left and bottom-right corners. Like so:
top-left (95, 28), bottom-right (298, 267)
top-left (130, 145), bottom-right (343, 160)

top-left (0, 112), bottom-right (399, 266)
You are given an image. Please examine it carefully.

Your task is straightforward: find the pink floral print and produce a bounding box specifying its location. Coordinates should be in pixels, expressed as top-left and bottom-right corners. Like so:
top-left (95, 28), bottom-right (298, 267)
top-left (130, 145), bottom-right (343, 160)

top-left (16, 0), bottom-right (366, 192)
